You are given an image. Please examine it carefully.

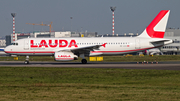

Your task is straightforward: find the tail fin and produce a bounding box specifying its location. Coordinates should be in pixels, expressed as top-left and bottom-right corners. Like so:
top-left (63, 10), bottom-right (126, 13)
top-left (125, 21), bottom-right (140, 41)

top-left (138, 10), bottom-right (170, 38)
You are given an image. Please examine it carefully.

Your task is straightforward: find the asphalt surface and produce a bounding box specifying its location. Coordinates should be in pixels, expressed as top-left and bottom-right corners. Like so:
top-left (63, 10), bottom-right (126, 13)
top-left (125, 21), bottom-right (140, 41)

top-left (0, 61), bottom-right (180, 70)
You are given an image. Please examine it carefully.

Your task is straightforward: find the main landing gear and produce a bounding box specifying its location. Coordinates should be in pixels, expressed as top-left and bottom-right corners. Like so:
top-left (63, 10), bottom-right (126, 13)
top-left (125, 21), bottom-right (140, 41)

top-left (24, 56), bottom-right (29, 64)
top-left (80, 53), bottom-right (87, 64)
top-left (81, 59), bottom-right (87, 64)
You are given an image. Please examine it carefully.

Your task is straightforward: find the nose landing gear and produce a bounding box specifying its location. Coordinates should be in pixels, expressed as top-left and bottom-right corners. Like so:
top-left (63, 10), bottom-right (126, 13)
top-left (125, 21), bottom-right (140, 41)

top-left (24, 60), bottom-right (29, 64)
top-left (24, 56), bottom-right (29, 64)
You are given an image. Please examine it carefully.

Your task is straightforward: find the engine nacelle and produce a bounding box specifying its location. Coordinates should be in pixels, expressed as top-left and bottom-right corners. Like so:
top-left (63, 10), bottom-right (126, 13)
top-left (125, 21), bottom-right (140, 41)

top-left (54, 51), bottom-right (78, 61)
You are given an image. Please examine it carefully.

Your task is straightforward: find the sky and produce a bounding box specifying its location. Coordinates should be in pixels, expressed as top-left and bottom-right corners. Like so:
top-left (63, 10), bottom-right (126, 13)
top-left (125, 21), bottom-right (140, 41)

top-left (0, 0), bottom-right (180, 37)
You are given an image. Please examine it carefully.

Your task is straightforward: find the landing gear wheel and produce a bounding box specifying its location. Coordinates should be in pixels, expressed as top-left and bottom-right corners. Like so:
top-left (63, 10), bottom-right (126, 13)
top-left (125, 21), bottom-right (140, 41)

top-left (24, 55), bottom-right (29, 64)
top-left (81, 59), bottom-right (87, 64)
top-left (24, 61), bottom-right (29, 64)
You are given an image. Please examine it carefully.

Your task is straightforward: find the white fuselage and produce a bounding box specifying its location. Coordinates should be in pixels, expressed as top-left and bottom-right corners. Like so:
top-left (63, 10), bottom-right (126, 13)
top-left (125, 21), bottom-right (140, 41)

top-left (4, 37), bottom-right (172, 56)
top-left (3, 10), bottom-right (172, 64)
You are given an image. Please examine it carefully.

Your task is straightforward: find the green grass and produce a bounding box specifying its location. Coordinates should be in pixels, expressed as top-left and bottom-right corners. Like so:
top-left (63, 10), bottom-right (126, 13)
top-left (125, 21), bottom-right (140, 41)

top-left (1, 55), bottom-right (180, 62)
top-left (0, 67), bottom-right (180, 100)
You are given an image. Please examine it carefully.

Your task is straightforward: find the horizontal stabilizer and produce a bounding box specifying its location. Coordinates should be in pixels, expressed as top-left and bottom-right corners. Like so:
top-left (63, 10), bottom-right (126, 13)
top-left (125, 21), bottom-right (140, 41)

top-left (150, 40), bottom-right (170, 43)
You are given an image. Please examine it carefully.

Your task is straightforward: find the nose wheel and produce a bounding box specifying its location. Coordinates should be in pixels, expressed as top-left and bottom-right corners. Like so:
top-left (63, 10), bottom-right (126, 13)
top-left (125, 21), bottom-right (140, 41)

top-left (24, 55), bottom-right (29, 64)
top-left (81, 59), bottom-right (87, 64)
top-left (24, 60), bottom-right (29, 64)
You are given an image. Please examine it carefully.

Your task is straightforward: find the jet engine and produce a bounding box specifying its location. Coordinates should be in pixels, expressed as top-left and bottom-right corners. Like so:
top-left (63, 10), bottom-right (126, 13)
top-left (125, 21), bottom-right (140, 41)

top-left (54, 51), bottom-right (78, 61)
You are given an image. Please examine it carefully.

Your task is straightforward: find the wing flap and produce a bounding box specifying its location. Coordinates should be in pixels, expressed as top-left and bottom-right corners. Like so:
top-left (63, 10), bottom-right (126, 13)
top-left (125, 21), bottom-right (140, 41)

top-left (57, 43), bottom-right (107, 55)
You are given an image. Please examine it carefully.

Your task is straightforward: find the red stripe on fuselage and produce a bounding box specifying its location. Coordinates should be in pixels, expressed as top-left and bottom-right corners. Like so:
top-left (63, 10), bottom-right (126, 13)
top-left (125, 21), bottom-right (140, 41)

top-left (5, 51), bottom-right (55, 53)
top-left (5, 46), bottom-right (162, 54)
top-left (55, 58), bottom-right (74, 60)
top-left (90, 46), bottom-right (162, 53)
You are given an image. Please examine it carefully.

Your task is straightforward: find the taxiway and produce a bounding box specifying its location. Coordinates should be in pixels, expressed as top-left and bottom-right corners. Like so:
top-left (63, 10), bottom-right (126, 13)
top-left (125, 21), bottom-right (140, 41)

top-left (0, 61), bottom-right (180, 70)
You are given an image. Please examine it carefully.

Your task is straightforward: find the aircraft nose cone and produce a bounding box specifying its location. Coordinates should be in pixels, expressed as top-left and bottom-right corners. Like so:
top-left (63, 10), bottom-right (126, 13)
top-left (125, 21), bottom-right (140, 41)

top-left (4, 47), bottom-right (10, 53)
top-left (4, 48), bottom-right (7, 53)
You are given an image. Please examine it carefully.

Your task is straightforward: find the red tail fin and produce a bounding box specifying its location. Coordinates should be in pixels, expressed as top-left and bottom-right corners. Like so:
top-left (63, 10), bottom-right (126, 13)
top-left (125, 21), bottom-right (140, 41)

top-left (138, 10), bottom-right (170, 38)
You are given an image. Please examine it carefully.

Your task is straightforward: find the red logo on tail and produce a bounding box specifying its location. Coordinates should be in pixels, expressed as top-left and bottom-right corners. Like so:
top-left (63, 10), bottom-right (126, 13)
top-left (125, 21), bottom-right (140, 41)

top-left (146, 10), bottom-right (169, 38)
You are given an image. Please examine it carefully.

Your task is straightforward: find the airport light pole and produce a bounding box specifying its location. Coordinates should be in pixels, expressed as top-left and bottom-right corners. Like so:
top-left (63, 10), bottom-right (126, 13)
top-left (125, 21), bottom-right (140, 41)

top-left (11, 13), bottom-right (16, 42)
top-left (110, 7), bottom-right (116, 36)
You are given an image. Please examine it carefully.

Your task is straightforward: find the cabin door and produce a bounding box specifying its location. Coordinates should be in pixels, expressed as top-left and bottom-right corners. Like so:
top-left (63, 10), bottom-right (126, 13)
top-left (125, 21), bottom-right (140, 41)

top-left (24, 40), bottom-right (29, 50)
top-left (135, 39), bottom-right (140, 49)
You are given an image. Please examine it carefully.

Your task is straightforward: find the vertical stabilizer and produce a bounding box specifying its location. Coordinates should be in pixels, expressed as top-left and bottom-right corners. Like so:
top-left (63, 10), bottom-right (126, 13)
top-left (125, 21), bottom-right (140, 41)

top-left (138, 10), bottom-right (170, 38)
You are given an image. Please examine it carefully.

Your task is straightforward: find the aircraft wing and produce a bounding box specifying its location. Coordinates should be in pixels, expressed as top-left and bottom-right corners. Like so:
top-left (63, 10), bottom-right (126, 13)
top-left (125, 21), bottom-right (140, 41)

top-left (72, 43), bottom-right (106, 54)
top-left (57, 43), bottom-right (106, 55)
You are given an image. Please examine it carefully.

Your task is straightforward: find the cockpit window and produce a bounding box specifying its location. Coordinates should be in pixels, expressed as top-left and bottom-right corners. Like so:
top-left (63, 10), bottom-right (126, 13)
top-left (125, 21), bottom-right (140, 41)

top-left (11, 43), bottom-right (15, 45)
top-left (11, 43), bottom-right (18, 46)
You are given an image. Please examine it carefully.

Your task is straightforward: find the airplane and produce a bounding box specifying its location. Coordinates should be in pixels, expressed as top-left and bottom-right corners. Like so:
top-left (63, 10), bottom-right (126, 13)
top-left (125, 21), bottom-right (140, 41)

top-left (4, 10), bottom-right (172, 64)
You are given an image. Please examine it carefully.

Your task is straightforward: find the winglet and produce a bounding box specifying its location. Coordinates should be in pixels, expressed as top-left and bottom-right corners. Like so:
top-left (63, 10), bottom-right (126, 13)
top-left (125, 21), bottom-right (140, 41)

top-left (138, 10), bottom-right (170, 38)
